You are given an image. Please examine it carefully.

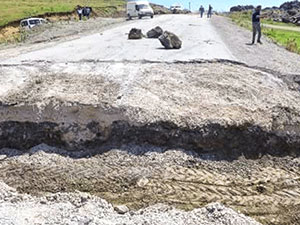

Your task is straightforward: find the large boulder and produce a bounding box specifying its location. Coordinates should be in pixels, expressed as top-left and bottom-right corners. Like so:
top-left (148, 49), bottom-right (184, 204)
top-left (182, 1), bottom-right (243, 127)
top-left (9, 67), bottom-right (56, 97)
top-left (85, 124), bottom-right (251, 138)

top-left (158, 31), bottom-right (182, 49)
top-left (128, 28), bottom-right (143, 40)
top-left (280, 1), bottom-right (300, 11)
top-left (230, 5), bottom-right (254, 12)
top-left (287, 9), bottom-right (298, 16)
top-left (282, 17), bottom-right (292, 23)
top-left (147, 26), bottom-right (163, 38)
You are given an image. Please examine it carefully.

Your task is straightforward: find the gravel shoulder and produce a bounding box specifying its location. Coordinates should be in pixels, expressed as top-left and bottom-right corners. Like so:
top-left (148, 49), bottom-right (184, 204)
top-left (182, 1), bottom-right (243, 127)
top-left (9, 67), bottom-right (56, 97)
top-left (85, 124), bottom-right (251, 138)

top-left (211, 16), bottom-right (300, 75)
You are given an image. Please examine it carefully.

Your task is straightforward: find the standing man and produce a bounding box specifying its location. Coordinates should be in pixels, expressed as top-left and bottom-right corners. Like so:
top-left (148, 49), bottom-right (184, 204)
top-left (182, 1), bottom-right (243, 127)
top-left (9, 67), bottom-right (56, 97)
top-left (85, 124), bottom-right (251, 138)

top-left (76, 6), bottom-right (83, 21)
top-left (252, 5), bottom-right (263, 44)
top-left (207, 5), bottom-right (213, 18)
top-left (199, 5), bottom-right (205, 18)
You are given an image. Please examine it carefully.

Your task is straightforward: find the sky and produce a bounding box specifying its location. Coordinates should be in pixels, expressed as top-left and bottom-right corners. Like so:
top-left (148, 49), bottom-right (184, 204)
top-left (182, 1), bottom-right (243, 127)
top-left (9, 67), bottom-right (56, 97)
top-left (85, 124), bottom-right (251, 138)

top-left (150, 0), bottom-right (289, 11)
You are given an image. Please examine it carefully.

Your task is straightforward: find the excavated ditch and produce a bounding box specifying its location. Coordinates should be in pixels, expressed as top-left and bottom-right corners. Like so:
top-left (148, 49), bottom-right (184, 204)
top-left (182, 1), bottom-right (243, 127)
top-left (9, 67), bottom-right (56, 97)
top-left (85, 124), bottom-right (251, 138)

top-left (1, 61), bottom-right (300, 224)
top-left (0, 118), bottom-right (300, 159)
top-left (1, 60), bottom-right (300, 159)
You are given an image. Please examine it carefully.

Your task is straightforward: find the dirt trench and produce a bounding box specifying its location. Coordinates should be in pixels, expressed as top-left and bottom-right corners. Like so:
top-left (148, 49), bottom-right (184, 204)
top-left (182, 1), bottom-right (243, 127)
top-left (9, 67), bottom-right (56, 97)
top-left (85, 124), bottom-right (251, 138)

top-left (1, 61), bottom-right (300, 224)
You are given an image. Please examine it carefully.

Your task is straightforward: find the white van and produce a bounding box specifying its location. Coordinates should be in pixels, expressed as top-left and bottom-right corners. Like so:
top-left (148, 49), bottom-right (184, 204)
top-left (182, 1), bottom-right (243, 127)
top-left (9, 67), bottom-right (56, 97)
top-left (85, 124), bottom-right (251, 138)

top-left (127, 1), bottom-right (154, 19)
top-left (20, 18), bottom-right (47, 29)
top-left (170, 3), bottom-right (183, 12)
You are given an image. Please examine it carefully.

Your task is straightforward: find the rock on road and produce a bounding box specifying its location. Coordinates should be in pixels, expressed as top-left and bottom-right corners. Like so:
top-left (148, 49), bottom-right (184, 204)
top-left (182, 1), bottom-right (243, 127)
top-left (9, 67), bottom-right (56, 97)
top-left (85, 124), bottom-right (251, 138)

top-left (1, 15), bottom-right (236, 63)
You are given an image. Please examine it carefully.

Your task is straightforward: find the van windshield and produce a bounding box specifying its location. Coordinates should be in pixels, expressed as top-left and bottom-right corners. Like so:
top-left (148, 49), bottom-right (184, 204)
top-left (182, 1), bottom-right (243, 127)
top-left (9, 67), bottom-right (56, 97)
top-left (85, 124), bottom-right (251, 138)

top-left (137, 4), bottom-right (149, 9)
top-left (21, 21), bottom-right (28, 27)
top-left (29, 19), bottom-right (40, 25)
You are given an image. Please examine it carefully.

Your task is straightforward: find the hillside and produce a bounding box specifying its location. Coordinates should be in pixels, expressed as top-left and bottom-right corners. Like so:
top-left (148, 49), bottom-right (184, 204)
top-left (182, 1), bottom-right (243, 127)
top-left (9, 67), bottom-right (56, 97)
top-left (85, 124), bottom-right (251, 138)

top-left (0, 0), bottom-right (125, 27)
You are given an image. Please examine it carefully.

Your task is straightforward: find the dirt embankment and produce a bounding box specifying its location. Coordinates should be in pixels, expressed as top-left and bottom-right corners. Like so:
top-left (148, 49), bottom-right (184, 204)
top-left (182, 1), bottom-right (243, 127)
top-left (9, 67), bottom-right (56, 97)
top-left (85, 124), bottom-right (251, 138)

top-left (0, 6), bottom-right (125, 44)
top-left (1, 60), bottom-right (300, 158)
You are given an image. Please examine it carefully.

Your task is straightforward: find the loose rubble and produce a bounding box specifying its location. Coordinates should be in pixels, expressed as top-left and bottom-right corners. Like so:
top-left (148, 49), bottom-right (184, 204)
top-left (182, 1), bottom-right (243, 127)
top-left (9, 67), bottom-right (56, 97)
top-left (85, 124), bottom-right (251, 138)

top-left (0, 181), bottom-right (261, 225)
top-left (230, 1), bottom-right (300, 26)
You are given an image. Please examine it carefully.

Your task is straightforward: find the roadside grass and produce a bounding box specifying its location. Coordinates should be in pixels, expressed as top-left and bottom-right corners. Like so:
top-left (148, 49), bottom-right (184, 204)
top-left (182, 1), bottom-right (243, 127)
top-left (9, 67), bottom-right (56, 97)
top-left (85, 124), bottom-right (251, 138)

top-left (0, 0), bottom-right (125, 27)
top-left (229, 11), bottom-right (300, 54)
top-left (261, 18), bottom-right (297, 27)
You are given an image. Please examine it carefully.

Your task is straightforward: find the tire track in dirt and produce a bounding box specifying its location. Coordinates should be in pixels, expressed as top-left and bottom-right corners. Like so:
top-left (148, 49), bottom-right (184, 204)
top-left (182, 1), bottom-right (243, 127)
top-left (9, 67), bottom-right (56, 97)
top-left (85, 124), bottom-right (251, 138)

top-left (0, 148), bottom-right (299, 224)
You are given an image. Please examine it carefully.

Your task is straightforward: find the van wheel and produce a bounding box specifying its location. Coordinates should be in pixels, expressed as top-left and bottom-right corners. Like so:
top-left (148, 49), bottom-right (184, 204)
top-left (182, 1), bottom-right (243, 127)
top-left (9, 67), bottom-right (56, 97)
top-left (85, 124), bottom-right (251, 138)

top-left (151, 15), bottom-right (153, 19)
top-left (127, 14), bottom-right (132, 20)
top-left (138, 15), bottom-right (142, 19)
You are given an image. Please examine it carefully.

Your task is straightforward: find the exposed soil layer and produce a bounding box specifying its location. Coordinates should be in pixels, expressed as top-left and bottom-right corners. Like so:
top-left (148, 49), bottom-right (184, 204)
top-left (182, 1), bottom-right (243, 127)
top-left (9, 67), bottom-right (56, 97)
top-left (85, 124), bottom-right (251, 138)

top-left (1, 61), bottom-right (300, 158)
top-left (1, 61), bottom-right (300, 224)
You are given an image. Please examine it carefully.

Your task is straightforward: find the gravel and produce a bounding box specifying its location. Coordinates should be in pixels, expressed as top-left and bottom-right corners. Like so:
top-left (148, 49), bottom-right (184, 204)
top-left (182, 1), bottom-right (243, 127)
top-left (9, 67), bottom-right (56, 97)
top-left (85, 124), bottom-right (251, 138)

top-left (0, 181), bottom-right (261, 225)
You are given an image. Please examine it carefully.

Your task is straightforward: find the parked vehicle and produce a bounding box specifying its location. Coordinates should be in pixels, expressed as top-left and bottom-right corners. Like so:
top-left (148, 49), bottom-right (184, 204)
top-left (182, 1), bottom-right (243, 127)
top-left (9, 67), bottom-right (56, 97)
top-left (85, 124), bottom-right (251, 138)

top-left (127, 1), bottom-right (154, 19)
top-left (170, 3), bottom-right (183, 13)
top-left (20, 18), bottom-right (47, 29)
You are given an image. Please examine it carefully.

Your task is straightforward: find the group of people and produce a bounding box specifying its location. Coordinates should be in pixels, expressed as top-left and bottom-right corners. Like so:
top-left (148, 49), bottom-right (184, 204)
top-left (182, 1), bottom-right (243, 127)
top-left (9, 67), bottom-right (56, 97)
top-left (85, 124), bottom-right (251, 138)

top-left (199, 5), bottom-right (213, 18)
top-left (198, 4), bottom-right (263, 45)
top-left (76, 6), bottom-right (92, 20)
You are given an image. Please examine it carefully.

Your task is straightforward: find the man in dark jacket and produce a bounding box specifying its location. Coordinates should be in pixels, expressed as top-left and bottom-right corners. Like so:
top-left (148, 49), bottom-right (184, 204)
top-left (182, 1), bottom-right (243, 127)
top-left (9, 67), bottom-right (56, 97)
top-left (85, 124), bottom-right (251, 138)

top-left (199, 5), bottom-right (205, 18)
top-left (251, 5), bottom-right (263, 44)
top-left (207, 5), bottom-right (213, 18)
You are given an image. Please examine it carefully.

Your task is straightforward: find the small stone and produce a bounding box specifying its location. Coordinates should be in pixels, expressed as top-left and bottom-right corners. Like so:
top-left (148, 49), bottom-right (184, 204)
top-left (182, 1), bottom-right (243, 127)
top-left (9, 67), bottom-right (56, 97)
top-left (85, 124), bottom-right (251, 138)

top-left (114, 205), bottom-right (129, 214)
top-left (137, 177), bottom-right (149, 187)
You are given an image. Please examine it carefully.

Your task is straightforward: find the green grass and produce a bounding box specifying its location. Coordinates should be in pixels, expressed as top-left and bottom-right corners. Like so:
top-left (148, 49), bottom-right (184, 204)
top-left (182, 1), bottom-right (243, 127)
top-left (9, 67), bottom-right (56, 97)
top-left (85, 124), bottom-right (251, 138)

top-left (261, 18), bottom-right (297, 27)
top-left (0, 0), bottom-right (125, 27)
top-left (229, 11), bottom-right (300, 54)
top-left (263, 29), bottom-right (300, 53)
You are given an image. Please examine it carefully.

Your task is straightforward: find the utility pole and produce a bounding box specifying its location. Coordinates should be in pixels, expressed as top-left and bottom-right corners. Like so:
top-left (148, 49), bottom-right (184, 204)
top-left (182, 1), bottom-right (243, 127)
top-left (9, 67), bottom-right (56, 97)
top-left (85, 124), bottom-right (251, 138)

top-left (189, 2), bottom-right (191, 11)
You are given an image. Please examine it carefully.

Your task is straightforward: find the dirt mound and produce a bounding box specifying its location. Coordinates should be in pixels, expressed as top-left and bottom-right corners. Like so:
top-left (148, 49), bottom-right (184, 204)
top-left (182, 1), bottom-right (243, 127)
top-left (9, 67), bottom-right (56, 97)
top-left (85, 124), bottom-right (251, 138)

top-left (0, 144), bottom-right (299, 224)
top-left (0, 163), bottom-right (262, 225)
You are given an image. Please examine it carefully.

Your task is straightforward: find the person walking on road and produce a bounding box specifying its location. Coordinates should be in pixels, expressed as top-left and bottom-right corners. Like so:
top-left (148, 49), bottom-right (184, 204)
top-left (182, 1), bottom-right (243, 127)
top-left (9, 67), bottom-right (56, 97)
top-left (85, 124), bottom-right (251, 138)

top-left (207, 5), bottom-right (213, 18)
top-left (76, 6), bottom-right (83, 21)
top-left (199, 5), bottom-right (205, 18)
top-left (251, 5), bottom-right (263, 44)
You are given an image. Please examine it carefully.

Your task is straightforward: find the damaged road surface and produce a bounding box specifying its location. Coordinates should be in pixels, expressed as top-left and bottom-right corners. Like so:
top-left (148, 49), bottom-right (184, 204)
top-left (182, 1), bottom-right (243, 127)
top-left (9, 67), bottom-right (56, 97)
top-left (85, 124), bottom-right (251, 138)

top-left (1, 15), bottom-right (300, 225)
top-left (1, 60), bottom-right (300, 224)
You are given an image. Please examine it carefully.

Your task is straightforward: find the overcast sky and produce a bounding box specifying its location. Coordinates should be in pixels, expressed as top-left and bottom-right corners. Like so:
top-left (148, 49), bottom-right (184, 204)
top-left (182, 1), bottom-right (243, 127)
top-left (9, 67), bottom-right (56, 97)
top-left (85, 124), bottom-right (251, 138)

top-left (150, 0), bottom-right (288, 11)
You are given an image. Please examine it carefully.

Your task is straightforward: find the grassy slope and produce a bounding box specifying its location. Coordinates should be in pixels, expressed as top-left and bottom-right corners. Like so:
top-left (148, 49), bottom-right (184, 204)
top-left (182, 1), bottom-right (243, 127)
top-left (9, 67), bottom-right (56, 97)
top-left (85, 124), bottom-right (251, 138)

top-left (229, 11), bottom-right (300, 54)
top-left (0, 0), bottom-right (125, 27)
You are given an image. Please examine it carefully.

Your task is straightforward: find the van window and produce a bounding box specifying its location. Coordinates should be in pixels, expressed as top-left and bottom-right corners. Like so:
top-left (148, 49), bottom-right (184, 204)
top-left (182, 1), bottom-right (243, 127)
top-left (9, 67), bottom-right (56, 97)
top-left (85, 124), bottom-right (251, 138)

top-left (29, 19), bottom-right (40, 25)
top-left (138, 4), bottom-right (149, 9)
top-left (21, 21), bottom-right (28, 27)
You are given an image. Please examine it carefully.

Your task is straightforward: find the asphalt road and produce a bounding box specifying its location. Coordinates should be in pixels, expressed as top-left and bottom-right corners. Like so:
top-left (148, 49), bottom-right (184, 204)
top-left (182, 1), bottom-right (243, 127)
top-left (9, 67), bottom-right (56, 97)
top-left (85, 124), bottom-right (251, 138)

top-left (1, 14), bottom-right (236, 63)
